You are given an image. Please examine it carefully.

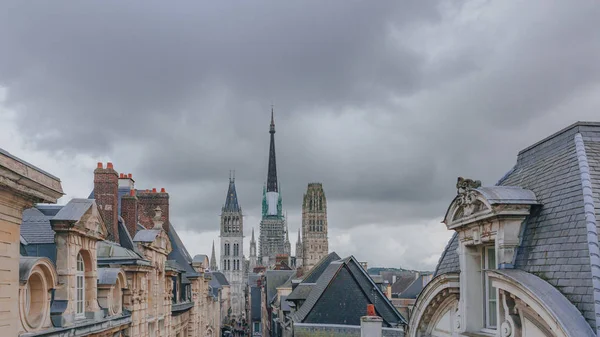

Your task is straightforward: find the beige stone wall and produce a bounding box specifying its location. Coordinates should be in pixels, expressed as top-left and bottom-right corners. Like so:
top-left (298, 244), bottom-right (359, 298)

top-left (0, 189), bottom-right (30, 335)
top-left (0, 151), bottom-right (62, 336)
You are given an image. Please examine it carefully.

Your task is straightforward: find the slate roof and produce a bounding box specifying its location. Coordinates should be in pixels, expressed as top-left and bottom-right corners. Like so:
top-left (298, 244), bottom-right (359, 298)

top-left (193, 254), bottom-right (209, 263)
top-left (133, 229), bottom-right (160, 243)
top-left (398, 275), bottom-right (424, 299)
top-left (52, 199), bottom-right (94, 222)
top-left (391, 274), bottom-right (418, 294)
top-left (251, 286), bottom-right (262, 321)
top-left (265, 270), bottom-right (295, 303)
top-left (211, 271), bottom-right (230, 286)
top-left (433, 233), bottom-right (459, 277)
top-left (280, 295), bottom-right (291, 312)
top-left (292, 255), bottom-right (406, 327)
top-left (167, 223), bottom-right (200, 278)
top-left (433, 122), bottom-right (600, 329)
top-left (286, 283), bottom-right (314, 301)
top-left (302, 252), bottom-right (341, 283)
top-left (97, 268), bottom-right (121, 285)
top-left (21, 207), bottom-right (57, 244)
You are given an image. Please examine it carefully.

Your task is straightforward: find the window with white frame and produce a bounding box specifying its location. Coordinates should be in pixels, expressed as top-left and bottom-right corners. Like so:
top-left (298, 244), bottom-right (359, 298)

top-left (76, 253), bottom-right (85, 318)
top-left (482, 246), bottom-right (497, 329)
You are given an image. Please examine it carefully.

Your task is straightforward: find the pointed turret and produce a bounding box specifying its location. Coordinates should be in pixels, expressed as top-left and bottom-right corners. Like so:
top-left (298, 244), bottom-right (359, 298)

top-left (223, 172), bottom-right (240, 212)
top-left (210, 240), bottom-right (217, 271)
top-left (267, 106), bottom-right (278, 193)
top-left (251, 227), bottom-right (256, 244)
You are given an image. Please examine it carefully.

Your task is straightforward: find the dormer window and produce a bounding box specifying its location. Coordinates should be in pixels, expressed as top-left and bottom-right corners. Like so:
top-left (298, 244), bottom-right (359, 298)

top-left (76, 253), bottom-right (85, 318)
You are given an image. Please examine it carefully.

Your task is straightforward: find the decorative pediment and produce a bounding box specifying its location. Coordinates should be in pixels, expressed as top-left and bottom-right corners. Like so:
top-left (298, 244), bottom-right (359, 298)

top-left (444, 177), bottom-right (538, 230)
top-left (76, 202), bottom-right (108, 240)
top-left (50, 199), bottom-right (107, 240)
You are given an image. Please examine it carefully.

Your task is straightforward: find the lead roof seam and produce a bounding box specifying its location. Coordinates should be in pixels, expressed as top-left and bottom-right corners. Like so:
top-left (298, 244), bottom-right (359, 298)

top-left (574, 132), bottom-right (600, 333)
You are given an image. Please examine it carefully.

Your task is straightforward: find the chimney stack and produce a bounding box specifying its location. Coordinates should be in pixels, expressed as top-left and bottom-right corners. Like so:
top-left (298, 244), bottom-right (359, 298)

top-left (121, 189), bottom-right (138, 238)
top-left (137, 188), bottom-right (170, 232)
top-left (118, 172), bottom-right (135, 190)
top-left (361, 304), bottom-right (382, 337)
top-left (94, 162), bottom-right (119, 242)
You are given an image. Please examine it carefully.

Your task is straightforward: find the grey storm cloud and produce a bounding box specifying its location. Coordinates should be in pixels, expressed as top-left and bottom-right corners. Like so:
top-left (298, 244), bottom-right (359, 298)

top-left (2, 1), bottom-right (600, 268)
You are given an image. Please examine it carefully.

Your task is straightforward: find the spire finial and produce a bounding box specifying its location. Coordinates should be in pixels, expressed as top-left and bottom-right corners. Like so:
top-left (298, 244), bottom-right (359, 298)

top-left (269, 104), bottom-right (275, 134)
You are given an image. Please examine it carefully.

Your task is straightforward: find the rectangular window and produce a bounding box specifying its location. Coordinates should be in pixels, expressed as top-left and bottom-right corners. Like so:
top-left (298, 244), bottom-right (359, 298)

top-left (254, 322), bottom-right (260, 332)
top-left (483, 246), bottom-right (497, 329)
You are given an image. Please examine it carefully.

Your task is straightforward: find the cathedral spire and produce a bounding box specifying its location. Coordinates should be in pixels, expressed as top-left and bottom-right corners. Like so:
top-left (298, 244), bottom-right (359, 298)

top-left (267, 106), bottom-right (278, 192)
top-left (223, 171), bottom-right (240, 212)
top-left (210, 240), bottom-right (217, 271)
top-left (251, 227), bottom-right (255, 243)
top-left (297, 228), bottom-right (301, 243)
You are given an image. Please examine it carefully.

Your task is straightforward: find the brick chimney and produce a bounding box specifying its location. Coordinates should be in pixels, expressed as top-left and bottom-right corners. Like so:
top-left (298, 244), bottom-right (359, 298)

top-left (137, 188), bottom-right (169, 232)
top-left (94, 162), bottom-right (119, 242)
top-left (121, 189), bottom-right (138, 238)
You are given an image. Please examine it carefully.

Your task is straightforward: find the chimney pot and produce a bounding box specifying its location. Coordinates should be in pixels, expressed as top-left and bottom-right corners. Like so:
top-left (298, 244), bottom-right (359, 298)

top-left (130, 190), bottom-right (136, 196)
top-left (367, 304), bottom-right (376, 316)
top-left (161, 188), bottom-right (166, 193)
top-left (119, 173), bottom-right (124, 178)
top-left (128, 173), bottom-right (132, 179)
top-left (97, 162), bottom-right (103, 169)
top-left (107, 162), bottom-right (114, 169)
top-left (152, 188), bottom-right (157, 193)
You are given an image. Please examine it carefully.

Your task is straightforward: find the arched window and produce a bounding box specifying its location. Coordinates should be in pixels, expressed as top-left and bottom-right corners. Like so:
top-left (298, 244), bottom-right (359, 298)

top-left (76, 253), bottom-right (85, 318)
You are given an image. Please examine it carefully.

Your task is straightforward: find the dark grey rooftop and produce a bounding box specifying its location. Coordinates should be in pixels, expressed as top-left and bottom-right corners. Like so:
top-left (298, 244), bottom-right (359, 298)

top-left (97, 268), bottom-right (122, 285)
top-left (211, 271), bottom-right (230, 286)
top-left (476, 186), bottom-right (538, 205)
top-left (132, 229), bottom-right (160, 243)
top-left (167, 223), bottom-right (199, 277)
top-left (251, 286), bottom-right (262, 321)
top-left (302, 251), bottom-right (341, 283)
top-left (292, 255), bottom-right (406, 327)
top-left (265, 270), bottom-right (295, 304)
top-left (21, 207), bottom-right (56, 244)
top-left (286, 283), bottom-right (314, 302)
top-left (433, 233), bottom-right (459, 277)
top-left (397, 275), bottom-right (424, 299)
top-left (391, 274), bottom-right (418, 294)
top-left (52, 198), bottom-right (95, 222)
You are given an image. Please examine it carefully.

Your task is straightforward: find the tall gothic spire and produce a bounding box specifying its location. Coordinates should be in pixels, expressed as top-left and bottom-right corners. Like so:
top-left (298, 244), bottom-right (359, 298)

top-left (267, 106), bottom-right (278, 192)
top-left (297, 228), bottom-right (301, 243)
top-left (210, 240), bottom-right (217, 271)
top-left (223, 171), bottom-right (240, 212)
top-left (251, 227), bottom-right (256, 243)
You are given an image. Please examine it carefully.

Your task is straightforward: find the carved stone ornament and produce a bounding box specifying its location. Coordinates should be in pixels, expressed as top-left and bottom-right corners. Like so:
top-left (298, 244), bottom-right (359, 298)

top-left (456, 177), bottom-right (482, 193)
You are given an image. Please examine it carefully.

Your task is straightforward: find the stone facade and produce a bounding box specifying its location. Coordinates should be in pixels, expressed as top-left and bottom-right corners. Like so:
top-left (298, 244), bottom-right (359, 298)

top-left (301, 183), bottom-right (329, 272)
top-left (0, 148), bottom-right (63, 336)
top-left (4, 156), bottom-right (225, 337)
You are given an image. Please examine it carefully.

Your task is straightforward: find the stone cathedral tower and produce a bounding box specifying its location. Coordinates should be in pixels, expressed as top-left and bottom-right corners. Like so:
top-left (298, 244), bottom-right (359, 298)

top-left (302, 183), bottom-right (329, 272)
top-left (259, 108), bottom-right (286, 267)
top-left (219, 174), bottom-right (245, 320)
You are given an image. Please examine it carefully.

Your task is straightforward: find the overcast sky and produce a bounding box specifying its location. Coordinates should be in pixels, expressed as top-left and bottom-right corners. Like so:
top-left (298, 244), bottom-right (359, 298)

top-left (2, 1), bottom-right (600, 271)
